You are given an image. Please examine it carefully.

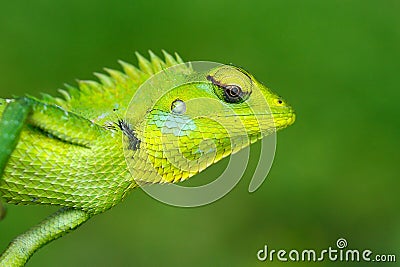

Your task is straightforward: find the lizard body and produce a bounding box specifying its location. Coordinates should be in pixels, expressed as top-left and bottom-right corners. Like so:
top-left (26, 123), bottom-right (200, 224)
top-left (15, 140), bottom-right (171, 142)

top-left (0, 51), bottom-right (295, 266)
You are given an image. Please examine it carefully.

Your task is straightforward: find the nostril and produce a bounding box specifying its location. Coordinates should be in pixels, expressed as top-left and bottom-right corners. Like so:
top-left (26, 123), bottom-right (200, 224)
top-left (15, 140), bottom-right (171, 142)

top-left (277, 99), bottom-right (283, 104)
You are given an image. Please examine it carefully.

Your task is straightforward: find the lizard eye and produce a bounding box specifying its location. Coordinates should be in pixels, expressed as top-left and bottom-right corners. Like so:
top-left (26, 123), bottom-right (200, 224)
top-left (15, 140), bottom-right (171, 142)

top-left (223, 84), bottom-right (243, 103)
top-left (206, 66), bottom-right (252, 104)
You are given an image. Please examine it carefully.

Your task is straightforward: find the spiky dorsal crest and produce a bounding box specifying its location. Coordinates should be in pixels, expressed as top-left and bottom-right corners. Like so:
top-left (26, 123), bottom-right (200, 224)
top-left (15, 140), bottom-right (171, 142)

top-left (40, 51), bottom-right (185, 125)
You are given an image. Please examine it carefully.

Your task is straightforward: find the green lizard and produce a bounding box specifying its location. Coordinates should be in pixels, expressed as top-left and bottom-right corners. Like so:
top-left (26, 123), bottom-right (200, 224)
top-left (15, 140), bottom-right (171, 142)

top-left (0, 51), bottom-right (295, 266)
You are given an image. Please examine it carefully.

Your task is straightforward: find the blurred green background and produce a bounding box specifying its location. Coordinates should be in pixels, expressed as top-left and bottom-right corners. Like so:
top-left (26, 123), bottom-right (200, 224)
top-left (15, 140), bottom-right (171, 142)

top-left (0, 0), bottom-right (399, 266)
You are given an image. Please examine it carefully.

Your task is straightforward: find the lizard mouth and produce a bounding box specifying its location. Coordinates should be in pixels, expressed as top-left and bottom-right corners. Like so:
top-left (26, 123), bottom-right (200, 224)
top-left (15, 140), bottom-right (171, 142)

top-left (272, 110), bottom-right (296, 129)
top-left (209, 110), bottom-right (295, 132)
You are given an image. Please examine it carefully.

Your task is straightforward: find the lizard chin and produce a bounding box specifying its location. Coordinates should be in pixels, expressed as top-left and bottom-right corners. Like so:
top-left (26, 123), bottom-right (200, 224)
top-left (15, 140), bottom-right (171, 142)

top-left (273, 111), bottom-right (296, 131)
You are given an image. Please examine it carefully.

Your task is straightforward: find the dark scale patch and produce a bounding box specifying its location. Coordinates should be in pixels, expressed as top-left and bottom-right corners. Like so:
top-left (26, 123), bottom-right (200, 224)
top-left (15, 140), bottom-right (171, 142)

top-left (104, 121), bottom-right (119, 131)
top-left (117, 119), bottom-right (141, 150)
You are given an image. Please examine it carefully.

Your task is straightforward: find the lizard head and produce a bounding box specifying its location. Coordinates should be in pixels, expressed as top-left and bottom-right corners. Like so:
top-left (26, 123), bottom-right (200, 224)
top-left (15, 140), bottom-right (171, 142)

top-left (126, 64), bottom-right (295, 184)
top-left (204, 65), bottom-right (295, 132)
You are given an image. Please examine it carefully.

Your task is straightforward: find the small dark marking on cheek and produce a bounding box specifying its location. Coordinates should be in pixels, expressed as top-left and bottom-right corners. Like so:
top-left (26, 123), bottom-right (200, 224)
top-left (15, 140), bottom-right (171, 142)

top-left (117, 119), bottom-right (141, 151)
top-left (104, 121), bottom-right (118, 131)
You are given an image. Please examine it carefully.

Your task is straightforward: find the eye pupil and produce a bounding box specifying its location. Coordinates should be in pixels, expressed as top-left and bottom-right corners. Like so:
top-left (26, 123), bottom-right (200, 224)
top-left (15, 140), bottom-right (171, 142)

top-left (207, 72), bottom-right (250, 104)
top-left (223, 85), bottom-right (243, 103)
top-left (227, 86), bottom-right (240, 97)
top-left (278, 99), bottom-right (283, 104)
